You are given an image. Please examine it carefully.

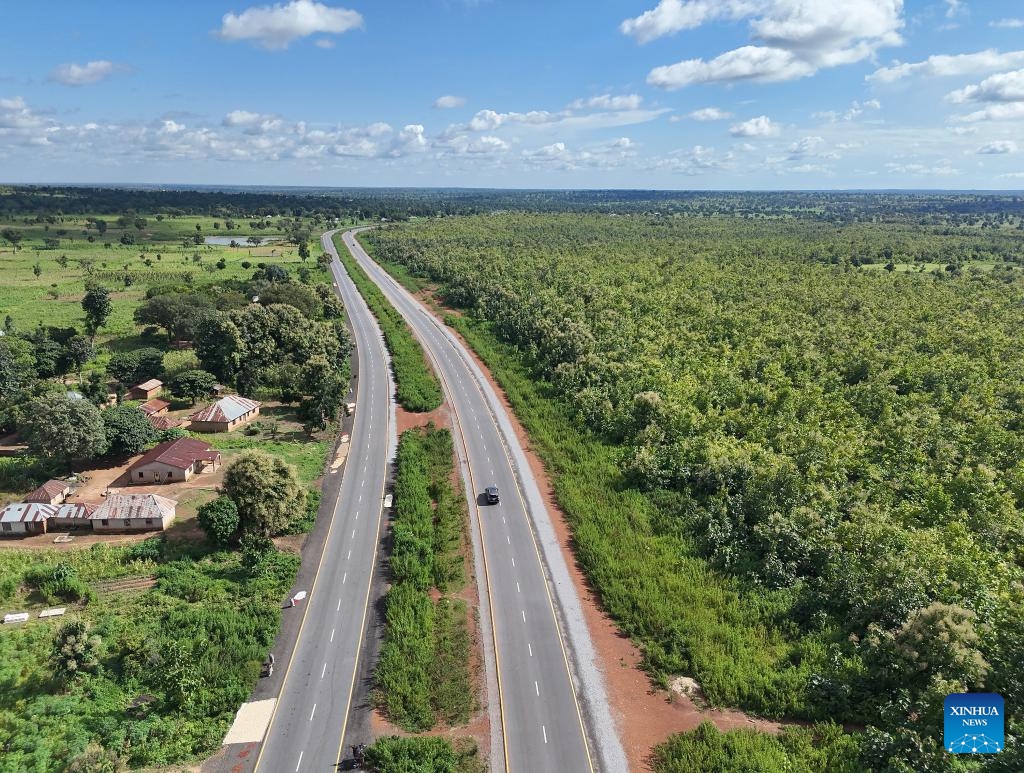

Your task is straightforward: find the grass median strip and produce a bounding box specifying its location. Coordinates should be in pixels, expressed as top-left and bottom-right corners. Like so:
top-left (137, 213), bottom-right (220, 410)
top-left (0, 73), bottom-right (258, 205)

top-left (333, 234), bottom-right (442, 412)
top-left (374, 426), bottom-right (472, 732)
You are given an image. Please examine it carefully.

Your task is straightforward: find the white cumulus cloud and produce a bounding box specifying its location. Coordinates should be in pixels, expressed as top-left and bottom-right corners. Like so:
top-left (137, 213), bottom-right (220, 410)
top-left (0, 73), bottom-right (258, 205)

top-left (868, 49), bottom-right (1024, 83)
top-left (729, 115), bottom-right (781, 137)
top-left (631, 1), bottom-right (904, 89)
top-left (49, 60), bottom-right (121, 86)
top-left (946, 69), bottom-right (1024, 103)
top-left (688, 106), bottom-right (734, 121)
top-left (568, 94), bottom-right (643, 110)
top-left (218, 0), bottom-right (362, 50)
top-left (434, 95), bottom-right (467, 109)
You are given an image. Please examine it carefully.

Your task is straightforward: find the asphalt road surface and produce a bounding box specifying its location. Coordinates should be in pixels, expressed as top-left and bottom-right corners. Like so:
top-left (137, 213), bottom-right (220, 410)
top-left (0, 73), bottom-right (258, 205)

top-left (252, 230), bottom-right (396, 773)
top-left (339, 230), bottom-right (627, 773)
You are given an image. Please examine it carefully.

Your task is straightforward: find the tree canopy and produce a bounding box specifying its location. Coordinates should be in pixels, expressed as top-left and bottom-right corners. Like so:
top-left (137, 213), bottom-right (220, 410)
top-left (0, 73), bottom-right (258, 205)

top-left (222, 451), bottom-right (304, 537)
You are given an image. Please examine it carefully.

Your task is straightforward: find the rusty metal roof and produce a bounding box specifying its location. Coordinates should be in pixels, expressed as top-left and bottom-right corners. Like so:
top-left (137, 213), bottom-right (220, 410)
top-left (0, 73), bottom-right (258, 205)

top-left (139, 399), bottom-right (171, 416)
top-left (148, 415), bottom-right (183, 430)
top-left (92, 493), bottom-right (176, 521)
top-left (129, 437), bottom-right (220, 472)
top-left (25, 479), bottom-right (70, 502)
top-left (188, 395), bottom-right (261, 424)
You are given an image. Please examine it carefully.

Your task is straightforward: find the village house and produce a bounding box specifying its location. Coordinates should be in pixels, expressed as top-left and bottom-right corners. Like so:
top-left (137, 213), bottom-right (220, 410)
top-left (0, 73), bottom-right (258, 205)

top-left (49, 502), bottom-right (98, 531)
top-left (148, 415), bottom-right (183, 431)
top-left (0, 503), bottom-right (53, 535)
top-left (91, 493), bottom-right (176, 532)
top-left (24, 479), bottom-right (71, 505)
top-left (188, 395), bottom-right (261, 433)
top-left (139, 398), bottom-right (170, 417)
top-left (128, 378), bottom-right (163, 401)
top-left (128, 437), bottom-right (221, 484)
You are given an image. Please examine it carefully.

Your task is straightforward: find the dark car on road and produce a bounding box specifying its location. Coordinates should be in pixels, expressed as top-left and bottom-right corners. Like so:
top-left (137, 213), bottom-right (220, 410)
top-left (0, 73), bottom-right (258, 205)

top-left (485, 486), bottom-right (500, 504)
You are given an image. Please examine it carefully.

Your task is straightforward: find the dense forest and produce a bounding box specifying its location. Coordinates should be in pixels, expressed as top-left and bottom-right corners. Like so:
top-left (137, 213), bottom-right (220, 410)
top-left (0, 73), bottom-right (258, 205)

top-left (364, 210), bottom-right (1024, 770)
top-left (3, 185), bottom-right (1023, 224)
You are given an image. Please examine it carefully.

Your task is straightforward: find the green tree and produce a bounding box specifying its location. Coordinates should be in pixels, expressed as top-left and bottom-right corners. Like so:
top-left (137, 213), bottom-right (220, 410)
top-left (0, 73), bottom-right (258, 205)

top-left (101, 404), bottom-right (155, 458)
top-left (298, 241), bottom-right (310, 261)
top-left (105, 347), bottom-right (164, 386)
top-left (81, 284), bottom-right (112, 340)
top-left (106, 350), bottom-right (141, 385)
top-left (1, 227), bottom-right (22, 251)
top-left (197, 496), bottom-right (240, 547)
top-left (194, 314), bottom-right (242, 382)
top-left (168, 368), bottom-right (218, 404)
top-left (20, 394), bottom-right (108, 467)
top-left (223, 450), bottom-right (303, 537)
top-left (51, 619), bottom-right (102, 684)
top-left (134, 292), bottom-right (215, 340)
top-left (61, 335), bottom-right (95, 379)
top-left (0, 336), bottom-right (36, 404)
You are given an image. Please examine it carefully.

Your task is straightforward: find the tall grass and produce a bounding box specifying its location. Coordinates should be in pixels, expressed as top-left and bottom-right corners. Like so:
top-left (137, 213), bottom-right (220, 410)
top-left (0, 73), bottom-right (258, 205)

top-left (332, 234), bottom-right (442, 412)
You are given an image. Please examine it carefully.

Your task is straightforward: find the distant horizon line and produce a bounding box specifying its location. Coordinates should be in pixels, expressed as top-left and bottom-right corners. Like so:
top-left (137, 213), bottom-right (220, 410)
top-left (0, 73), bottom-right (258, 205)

top-left (3, 181), bottom-right (1023, 195)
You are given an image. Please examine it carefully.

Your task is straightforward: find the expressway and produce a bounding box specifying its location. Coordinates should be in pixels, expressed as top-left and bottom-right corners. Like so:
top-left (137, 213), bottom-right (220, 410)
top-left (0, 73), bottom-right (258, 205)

top-left (338, 230), bottom-right (627, 773)
top-left (251, 230), bottom-right (396, 773)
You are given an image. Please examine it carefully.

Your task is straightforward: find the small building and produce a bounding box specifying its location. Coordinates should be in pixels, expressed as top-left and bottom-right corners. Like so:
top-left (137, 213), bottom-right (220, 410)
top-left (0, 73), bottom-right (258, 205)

top-left (25, 479), bottom-right (72, 505)
top-left (148, 415), bottom-right (183, 431)
top-left (91, 493), bottom-right (176, 532)
top-left (49, 502), bottom-right (98, 531)
top-left (188, 395), bottom-right (261, 433)
top-left (128, 437), bottom-right (222, 484)
top-left (0, 503), bottom-right (55, 536)
top-left (128, 379), bottom-right (163, 401)
top-left (139, 398), bottom-right (170, 417)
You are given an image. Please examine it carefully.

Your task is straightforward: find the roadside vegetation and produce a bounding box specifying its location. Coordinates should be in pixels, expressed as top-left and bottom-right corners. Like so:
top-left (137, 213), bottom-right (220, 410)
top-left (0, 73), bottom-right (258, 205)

top-left (332, 233), bottom-right (443, 412)
top-left (0, 536), bottom-right (298, 771)
top-left (364, 735), bottom-right (483, 773)
top-left (362, 208), bottom-right (1024, 770)
top-left (374, 426), bottom-right (472, 732)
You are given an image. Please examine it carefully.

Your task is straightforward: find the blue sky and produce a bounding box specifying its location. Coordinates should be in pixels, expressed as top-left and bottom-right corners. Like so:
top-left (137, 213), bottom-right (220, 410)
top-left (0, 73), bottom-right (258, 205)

top-left (1, 0), bottom-right (1023, 188)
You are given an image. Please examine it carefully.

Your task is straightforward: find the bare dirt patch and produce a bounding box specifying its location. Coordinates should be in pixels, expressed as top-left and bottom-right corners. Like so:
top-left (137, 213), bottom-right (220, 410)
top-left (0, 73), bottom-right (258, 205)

top-left (395, 402), bottom-right (452, 435)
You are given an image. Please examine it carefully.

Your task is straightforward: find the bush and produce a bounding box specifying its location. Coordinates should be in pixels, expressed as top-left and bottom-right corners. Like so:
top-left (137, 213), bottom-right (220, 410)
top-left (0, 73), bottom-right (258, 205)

top-left (196, 497), bottom-right (240, 547)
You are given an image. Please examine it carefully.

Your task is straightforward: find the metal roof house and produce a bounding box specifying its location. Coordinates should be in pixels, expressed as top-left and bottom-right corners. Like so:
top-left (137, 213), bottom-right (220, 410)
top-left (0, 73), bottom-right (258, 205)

top-left (24, 479), bottom-right (72, 505)
top-left (128, 437), bottom-right (221, 484)
top-left (128, 379), bottom-right (163, 401)
top-left (187, 395), bottom-right (261, 433)
top-left (91, 493), bottom-right (176, 532)
top-left (139, 398), bottom-right (170, 416)
top-left (0, 503), bottom-right (55, 535)
top-left (49, 502), bottom-right (99, 531)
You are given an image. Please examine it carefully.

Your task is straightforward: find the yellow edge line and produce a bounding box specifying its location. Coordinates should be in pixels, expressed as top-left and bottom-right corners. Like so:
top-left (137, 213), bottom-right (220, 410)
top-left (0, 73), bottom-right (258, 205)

top-left (332, 231), bottom-right (392, 767)
top-left (346, 230), bottom-right (511, 773)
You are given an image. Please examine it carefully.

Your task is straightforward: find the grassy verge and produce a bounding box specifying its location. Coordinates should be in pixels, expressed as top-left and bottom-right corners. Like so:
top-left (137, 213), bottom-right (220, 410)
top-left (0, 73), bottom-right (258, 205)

top-left (198, 434), bottom-right (329, 487)
top-left (374, 426), bottom-right (472, 731)
top-left (365, 736), bottom-right (484, 773)
top-left (332, 234), bottom-right (442, 412)
top-left (652, 722), bottom-right (862, 773)
top-left (0, 538), bottom-right (297, 770)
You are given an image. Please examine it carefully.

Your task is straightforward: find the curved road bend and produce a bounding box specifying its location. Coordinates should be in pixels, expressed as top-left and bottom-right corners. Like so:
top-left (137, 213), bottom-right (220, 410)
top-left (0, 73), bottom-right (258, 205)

top-left (339, 230), bottom-right (627, 773)
top-left (252, 230), bottom-right (396, 773)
